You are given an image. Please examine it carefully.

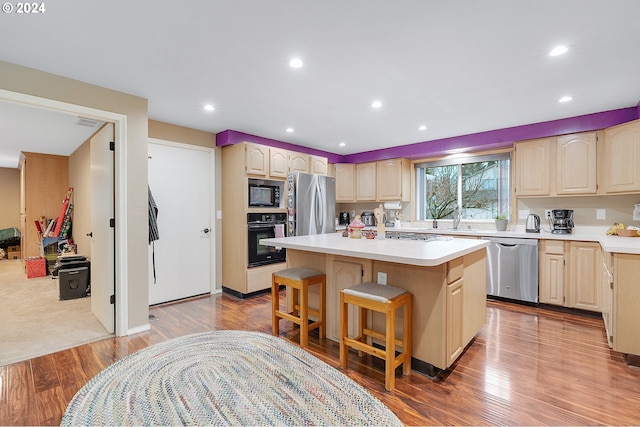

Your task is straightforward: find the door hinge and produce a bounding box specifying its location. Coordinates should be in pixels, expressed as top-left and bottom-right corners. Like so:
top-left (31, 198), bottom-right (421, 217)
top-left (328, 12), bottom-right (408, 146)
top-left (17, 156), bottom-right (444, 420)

top-left (110, 218), bottom-right (115, 228)
top-left (110, 294), bottom-right (115, 304)
top-left (109, 141), bottom-right (115, 151)
top-left (361, 269), bottom-right (364, 277)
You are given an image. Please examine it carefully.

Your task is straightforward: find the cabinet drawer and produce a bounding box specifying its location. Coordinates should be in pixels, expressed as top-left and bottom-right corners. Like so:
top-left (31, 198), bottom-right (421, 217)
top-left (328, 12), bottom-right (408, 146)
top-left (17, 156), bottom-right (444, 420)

top-left (544, 240), bottom-right (565, 255)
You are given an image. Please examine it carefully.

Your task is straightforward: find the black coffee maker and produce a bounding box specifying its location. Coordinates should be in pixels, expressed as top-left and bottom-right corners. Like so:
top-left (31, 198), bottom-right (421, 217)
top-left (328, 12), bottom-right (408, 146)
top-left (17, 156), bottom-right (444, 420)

top-left (551, 209), bottom-right (574, 234)
top-left (339, 211), bottom-right (350, 225)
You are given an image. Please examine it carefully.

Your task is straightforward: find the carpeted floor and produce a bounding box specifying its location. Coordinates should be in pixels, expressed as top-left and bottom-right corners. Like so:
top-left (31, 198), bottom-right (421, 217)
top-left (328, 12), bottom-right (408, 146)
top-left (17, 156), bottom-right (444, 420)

top-left (0, 259), bottom-right (112, 366)
top-left (61, 330), bottom-right (403, 426)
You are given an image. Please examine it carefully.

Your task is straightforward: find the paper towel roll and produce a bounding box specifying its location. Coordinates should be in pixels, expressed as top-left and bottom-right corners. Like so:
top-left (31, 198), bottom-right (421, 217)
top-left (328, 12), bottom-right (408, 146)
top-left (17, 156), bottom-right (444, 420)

top-left (383, 201), bottom-right (402, 210)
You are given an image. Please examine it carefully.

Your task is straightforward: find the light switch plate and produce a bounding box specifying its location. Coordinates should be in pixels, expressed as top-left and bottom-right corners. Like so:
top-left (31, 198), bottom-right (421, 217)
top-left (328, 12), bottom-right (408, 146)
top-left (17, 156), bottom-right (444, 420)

top-left (216, 210), bottom-right (222, 220)
top-left (596, 209), bottom-right (606, 220)
top-left (518, 209), bottom-right (530, 219)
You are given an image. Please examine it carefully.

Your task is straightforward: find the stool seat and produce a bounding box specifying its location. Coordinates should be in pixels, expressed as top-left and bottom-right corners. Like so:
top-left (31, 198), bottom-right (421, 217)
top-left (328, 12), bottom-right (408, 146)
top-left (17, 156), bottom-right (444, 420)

top-left (343, 282), bottom-right (407, 302)
top-left (274, 267), bottom-right (323, 281)
top-left (272, 267), bottom-right (326, 348)
top-left (340, 282), bottom-right (412, 391)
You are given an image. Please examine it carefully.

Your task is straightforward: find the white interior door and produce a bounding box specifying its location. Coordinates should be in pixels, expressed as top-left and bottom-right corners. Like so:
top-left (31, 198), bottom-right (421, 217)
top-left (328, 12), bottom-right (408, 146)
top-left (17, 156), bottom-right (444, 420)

top-left (147, 140), bottom-right (213, 305)
top-left (90, 123), bottom-right (115, 333)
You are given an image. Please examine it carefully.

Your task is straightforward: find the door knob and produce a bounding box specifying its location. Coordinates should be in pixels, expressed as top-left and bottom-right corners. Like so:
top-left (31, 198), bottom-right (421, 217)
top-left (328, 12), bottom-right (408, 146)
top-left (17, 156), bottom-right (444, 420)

top-left (86, 232), bottom-right (93, 237)
top-left (201, 228), bottom-right (210, 234)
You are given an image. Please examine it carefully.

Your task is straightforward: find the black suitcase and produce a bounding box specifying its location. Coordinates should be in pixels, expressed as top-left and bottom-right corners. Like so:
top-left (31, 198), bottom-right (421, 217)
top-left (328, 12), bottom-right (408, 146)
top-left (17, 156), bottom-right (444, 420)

top-left (59, 266), bottom-right (89, 300)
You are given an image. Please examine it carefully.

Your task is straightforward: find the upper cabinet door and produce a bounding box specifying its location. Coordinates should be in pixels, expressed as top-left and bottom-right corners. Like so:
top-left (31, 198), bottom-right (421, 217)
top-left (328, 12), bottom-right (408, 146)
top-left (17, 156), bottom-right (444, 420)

top-left (514, 138), bottom-right (552, 196)
top-left (556, 132), bottom-right (597, 195)
top-left (356, 162), bottom-right (377, 201)
top-left (269, 147), bottom-right (289, 178)
top-left (310, 155), bottom-right (328, 175)
top-left (603, 120), bottom-right (640, 194)
top-left (289, 152), bottom-right (310, 174)
top-left (335, 163), bottom-right (355, 202)
top-left (245, 143), bottom-right (269, 176)
top-left (376, 158), bottom-right (410, 201)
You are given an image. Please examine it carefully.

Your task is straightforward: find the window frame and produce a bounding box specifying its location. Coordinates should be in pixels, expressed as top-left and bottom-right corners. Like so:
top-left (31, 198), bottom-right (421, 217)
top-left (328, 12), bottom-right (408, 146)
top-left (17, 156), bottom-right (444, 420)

top-left (414, 152), bottom-right (512, 222)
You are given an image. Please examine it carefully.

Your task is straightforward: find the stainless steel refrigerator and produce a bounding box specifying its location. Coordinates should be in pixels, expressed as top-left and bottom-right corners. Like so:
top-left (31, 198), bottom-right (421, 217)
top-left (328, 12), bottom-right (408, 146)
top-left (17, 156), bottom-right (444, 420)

top-left (287, 172), bottom-right (336, 236)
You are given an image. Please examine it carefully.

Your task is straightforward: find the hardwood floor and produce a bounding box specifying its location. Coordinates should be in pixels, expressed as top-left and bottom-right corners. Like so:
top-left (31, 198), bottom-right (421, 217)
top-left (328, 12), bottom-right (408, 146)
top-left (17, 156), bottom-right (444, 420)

top-left (1, 292), bottom-right (639, 426)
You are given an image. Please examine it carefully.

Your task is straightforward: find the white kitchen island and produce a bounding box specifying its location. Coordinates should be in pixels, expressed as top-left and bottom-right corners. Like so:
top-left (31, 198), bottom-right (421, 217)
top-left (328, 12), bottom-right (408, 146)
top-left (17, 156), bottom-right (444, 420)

top-left (261, 233), bottom-right (489, 376)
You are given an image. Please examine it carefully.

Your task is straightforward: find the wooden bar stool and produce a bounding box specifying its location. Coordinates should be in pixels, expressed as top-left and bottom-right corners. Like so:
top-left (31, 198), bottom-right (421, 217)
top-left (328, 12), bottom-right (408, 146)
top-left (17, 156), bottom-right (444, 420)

top-left (340, 282), bottom-right (412, 391)
top-left (272, 267), bottom-right (326, 348)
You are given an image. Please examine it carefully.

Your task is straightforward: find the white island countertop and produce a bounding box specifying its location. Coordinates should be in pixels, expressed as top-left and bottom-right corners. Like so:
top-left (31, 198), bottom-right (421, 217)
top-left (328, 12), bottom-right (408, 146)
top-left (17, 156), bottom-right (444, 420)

top-left (261, 233), bottom-right (489, 267)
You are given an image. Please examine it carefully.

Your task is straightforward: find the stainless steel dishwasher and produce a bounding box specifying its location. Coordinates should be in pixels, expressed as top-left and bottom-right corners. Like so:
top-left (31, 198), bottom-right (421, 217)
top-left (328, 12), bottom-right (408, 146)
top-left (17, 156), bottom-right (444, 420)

top-left (482, 236), bottom-right (539, 304)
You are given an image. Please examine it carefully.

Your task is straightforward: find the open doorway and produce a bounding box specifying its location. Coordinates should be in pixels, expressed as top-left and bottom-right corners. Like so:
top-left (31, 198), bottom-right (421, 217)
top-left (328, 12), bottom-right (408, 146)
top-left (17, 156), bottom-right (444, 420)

top-left (0, 91), bottom-right (128, 363)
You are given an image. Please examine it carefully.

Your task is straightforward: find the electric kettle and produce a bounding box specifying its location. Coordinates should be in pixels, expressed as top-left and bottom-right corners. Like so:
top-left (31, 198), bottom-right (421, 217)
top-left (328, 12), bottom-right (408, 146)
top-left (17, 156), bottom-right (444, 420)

top-left (526, 213), bottom-right (541, 233)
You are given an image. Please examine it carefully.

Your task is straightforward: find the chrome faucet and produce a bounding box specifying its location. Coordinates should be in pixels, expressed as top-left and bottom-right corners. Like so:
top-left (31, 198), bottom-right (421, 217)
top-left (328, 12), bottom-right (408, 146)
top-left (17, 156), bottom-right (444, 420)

top-left (452, 205), bottom-right (462, 229)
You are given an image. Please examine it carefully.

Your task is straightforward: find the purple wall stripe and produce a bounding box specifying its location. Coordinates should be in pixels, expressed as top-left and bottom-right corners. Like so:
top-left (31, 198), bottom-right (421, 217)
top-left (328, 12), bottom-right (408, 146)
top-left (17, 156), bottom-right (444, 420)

top-left (216, 107), bottom-right (638, 164)
top-left (215, 130), bottom-right (344, 163)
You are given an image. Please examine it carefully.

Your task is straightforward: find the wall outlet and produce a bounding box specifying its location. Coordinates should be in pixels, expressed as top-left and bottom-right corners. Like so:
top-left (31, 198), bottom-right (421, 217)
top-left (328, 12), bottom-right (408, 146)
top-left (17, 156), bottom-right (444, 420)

top-left (216, 210), bottom-right (222, 220)
top-left (545, 209), bottom-right (552, 219)
top-left (377, 272), bottom-right (387, 285)
top-left (596, 209), bottom-right (606, 220)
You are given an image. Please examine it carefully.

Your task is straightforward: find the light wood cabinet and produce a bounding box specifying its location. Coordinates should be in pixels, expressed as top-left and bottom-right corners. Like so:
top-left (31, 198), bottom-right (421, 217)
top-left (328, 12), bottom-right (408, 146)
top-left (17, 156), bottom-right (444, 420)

top-left (269, 147), bottom-right (289, 178)
top-left (568, 242), bottom-right (601, 311)
top-left (556, 133), bottom-right (597, 195)
top-left (356, 162), bottom-right (377, 201)
top-left (515, 132), bottom-right (599, 197)
top-left (602, 120), bottom-right (640, 194)
top-left (446, 278), bottom-right (463, 364)
top-left (289, 152), bottom-right (310, 174)
top-left (612, 253), bottom-right (640, 357)
top-left (245, 143), bottom-right (269, 176)
top-left (19, 152), bottom-right (69, 258)
top-left (326, 256), bottom-right (373, 341)
top-left (540, 240), bottom-right (565, 305)
top-left (245, 142), bottom-right (327, 179)
top-left (310, 155), bottom-right (328, 175)
top-left (376, 158), bottom-right (411, 201)
top-left (540, 239), bottom-right (601, 312)
top-left (514, 138), bottom-right (552, 196)
top-left (601, 251), bottom-right (614, 348)
top-left (335, 163), bottom-right (355, 202)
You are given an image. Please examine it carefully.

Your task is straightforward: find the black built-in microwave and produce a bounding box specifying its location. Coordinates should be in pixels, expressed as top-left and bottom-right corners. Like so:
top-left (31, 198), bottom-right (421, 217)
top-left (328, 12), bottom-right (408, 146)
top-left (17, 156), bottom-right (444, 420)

top-left (248, 183), bottom-right (281, 207)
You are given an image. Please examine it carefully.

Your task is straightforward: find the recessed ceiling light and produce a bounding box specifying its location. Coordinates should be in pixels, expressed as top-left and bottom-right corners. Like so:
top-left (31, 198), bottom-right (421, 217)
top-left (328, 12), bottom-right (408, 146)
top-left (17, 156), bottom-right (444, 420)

top-left (418, 125), bottom-right (427, 131)
top-left (339, 142), bottom-right (346, 147)
top-left (286, 127), bottom-right (294, 133)
top-left (558, 96), bottom-right (573, 103)
top-left (549, 45), bottom-right (568, 56)
top-left (203, 104), bottom-right (215, 111)
top-left (289, 58), bottom-right (303, 68)
top-left (371, 100), bottom-right (382, 109)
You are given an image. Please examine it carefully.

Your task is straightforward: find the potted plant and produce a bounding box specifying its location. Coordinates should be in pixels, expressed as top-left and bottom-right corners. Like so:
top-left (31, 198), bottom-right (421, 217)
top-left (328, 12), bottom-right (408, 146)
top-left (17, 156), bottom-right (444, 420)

top-left (495, 214), bottom-right (508, 231)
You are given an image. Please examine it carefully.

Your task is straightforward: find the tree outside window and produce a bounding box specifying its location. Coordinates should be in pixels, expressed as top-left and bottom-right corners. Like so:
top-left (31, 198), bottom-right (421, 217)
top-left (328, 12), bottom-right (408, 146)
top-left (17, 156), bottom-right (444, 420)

top-left (416, 154), bottom-right (510, 221)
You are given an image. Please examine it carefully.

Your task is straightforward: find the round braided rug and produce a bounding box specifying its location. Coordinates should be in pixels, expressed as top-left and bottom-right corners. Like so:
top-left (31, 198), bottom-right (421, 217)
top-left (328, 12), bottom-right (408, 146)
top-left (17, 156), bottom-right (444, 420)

top-left (61, 330), bottom-right (403, 426)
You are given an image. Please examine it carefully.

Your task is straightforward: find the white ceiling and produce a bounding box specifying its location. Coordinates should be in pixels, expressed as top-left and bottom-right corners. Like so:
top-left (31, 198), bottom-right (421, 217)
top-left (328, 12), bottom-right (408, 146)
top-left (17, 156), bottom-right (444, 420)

top-left (1, 0), bottom-right (639, 168)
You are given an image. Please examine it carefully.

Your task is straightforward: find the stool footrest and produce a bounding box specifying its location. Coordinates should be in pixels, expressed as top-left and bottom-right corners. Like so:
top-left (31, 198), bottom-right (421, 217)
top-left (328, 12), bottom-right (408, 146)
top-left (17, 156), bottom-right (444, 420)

top-left (362, 328), bottom-right (405, 348)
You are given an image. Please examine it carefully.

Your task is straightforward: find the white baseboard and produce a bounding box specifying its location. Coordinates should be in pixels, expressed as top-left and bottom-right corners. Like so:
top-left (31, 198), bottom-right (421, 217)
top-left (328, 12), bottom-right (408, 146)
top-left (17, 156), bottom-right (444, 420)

top-left (127, 323), bottom-right (151, 336)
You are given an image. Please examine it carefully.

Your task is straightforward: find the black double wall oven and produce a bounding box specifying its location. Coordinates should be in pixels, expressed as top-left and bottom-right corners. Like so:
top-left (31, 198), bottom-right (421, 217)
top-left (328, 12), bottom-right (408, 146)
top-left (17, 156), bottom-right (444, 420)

top-left (247, 213), bottom-right (287, 268)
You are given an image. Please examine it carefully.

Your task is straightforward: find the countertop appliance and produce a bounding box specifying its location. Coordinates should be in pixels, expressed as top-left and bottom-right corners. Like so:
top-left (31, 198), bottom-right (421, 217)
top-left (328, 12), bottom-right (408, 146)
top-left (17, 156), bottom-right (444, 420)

top-left (525, 213), bottom-right (540, 233)
top-left (287, 172), bottom-right (336, 236)
top-left (483, 236), bottom-right (539, 304)
top-left (339, 211), bottom-right (350, 225)
top-left (361, 212), bottom-right (375, 226)
top-left (247, 213), bottom-right (287, 267)
top-left (551, 209), bottom-right (574, 234)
